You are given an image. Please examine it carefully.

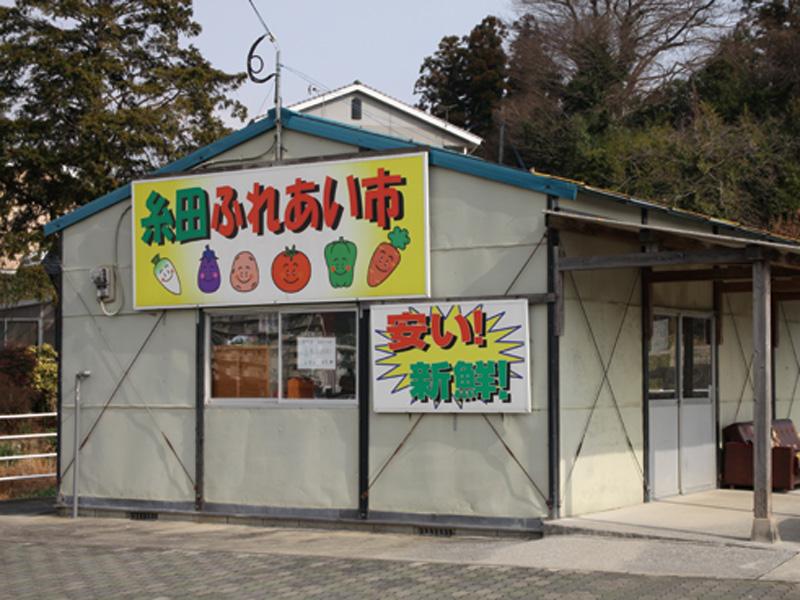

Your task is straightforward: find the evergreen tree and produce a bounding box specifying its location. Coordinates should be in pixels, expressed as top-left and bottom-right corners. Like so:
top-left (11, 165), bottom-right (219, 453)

top-left (415, 16), bottom-right (508, 143)
top-left (0, 0), bottom-right (247, 258)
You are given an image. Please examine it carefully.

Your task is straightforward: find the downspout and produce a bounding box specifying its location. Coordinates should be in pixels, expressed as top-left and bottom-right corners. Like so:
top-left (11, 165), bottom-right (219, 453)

top-left (640, 208), bottom-right (651, 501)
top-left (195, 310), bottom-right (205, 511)
top-left (546, 194), bottom-right (561, 519)
top-left (358, 306), bottom-right (370, 519)
top-left (274, 48), bottom-right (282, 162)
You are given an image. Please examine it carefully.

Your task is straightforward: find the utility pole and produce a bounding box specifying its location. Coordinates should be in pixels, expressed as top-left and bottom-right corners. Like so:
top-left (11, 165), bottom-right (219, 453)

top-left (246, 0), bottom-right (282, 161)
top-left (498, 120), bottom-right (505, 165)
top-left (274, 47), bottom-right (282, 161)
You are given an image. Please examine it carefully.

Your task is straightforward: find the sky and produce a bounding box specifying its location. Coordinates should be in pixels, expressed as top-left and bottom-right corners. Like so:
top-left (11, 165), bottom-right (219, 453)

top-left (0, 0), bottom-right (514, 125)
top-left (192, 0), bottom-right (514, 125)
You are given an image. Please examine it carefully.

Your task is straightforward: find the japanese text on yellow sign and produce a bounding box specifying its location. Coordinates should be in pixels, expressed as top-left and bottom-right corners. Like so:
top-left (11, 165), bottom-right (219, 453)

top-left (131, 152), bottom-right (429, 309)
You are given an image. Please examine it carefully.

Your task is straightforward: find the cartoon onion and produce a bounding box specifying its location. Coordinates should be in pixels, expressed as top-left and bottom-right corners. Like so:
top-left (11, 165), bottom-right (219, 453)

top-left (197, 244), bottom-right (221, 293)
top-left (151, 254), bottom-right (181, 295)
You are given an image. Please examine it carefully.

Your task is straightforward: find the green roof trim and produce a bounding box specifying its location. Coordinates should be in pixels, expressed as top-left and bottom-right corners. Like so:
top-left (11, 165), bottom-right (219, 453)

top-left (44, 113), bottom-right (277, 236)
top-left (44, 108), bottom-right (578, 236)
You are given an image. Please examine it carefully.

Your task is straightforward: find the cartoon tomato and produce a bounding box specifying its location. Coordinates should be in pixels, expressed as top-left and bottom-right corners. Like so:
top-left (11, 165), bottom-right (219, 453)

top-left (230, 251), bottom-right (259, 293)
top-left (198, 245), bottom-right (221, 293)
top-left (271, 246), bottom-right (311, 293)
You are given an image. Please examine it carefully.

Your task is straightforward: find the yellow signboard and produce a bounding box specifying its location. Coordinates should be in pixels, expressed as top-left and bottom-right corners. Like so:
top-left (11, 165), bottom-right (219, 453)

top-left (131, 152), bottom-right (429, 309)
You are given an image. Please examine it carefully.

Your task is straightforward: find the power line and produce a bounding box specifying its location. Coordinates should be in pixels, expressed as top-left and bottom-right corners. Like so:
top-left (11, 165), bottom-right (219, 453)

top-left (246, 0), bottom-right (277, 44)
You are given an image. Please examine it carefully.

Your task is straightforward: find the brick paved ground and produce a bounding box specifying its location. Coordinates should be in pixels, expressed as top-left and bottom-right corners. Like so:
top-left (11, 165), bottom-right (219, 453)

top-left (3, 533), bottom-right (800, 599)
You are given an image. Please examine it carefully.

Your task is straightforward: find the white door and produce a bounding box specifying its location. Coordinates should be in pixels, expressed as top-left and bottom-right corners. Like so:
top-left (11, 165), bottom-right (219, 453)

top-left (648, 314), bottom-right (716, 499)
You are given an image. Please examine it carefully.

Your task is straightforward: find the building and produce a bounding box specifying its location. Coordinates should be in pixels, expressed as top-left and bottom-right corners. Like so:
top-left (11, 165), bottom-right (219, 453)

top-left (289, 81), bottom-right (482, 154)
top-left (44, 108), bottom-right (798, 538)
top-left (0, 255), bottom-right (55, 350)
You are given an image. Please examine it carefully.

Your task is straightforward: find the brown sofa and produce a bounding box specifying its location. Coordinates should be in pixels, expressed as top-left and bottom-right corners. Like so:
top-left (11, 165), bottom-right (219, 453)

top-left (722, 419), bottom-right (800, 491)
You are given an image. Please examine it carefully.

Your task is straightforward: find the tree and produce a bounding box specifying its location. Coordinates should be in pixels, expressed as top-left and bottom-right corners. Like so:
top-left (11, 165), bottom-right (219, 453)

top-left (598, 1), bottom-right (800, 228)
top-left (511, 0), bottom-right (726, 115)
top-left (415, 16), bottom-right (508, 142)
top-left (503, 1), bottom-right (727, 172)
top-left (415, 35), bottom-right (467, 128)
top-left (597, 102), bottom-right (800, 227)
top-left (0, 0), bottom-right (247, 259)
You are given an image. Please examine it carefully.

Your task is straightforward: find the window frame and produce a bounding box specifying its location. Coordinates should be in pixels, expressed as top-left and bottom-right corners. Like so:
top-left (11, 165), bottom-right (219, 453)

top-left (351, 97), bottom-right (362, 120)
top-left (205, 304), bottom-right (359, 409)
top-left (647, 308), bottom-right (715, 402)
top-left (2, 318), bottom-right (42, 349)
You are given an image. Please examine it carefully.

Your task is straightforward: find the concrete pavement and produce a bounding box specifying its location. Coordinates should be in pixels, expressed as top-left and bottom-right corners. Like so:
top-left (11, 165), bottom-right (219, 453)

top-left (5, 493), bottom-right (800, 597)
top-left (3, 495), bottom-right (800, 598)
top-left (1, 511), bottom-right (796, 581)
top-left (546, 489), bottom-right (800, 548)
top-left (4, 534), bottom-right (799, 600)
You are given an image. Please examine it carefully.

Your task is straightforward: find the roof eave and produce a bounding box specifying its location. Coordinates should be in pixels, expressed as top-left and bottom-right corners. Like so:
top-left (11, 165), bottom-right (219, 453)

top-left (289, 83), bottom-right (483, 146)
top-left (43, 108), bottom-right (577, 236)
top-left (44, 113), bottom-right (277, 236)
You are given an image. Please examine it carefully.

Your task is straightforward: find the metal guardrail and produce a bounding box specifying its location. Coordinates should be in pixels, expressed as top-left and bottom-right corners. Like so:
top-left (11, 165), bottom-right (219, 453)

top-left (0, 412), bottom-right (57, 483)
top-left (0, 412), bottom-right (57, 421)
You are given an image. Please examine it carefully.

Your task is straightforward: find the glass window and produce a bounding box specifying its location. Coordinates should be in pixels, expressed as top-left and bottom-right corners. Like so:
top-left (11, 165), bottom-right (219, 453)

top-left (5, 320), bottom-right (38, 348)
top-left (682, 317), bottom-right (712, 398)
top-left (648, 315), bottom-right (677, 399)
top-left (210, 313), bottom-right (278, 398)
top-left (209, 309), bottom-right (357, 402)
top-left (281, 311), bottom-right (356, 400)
top-left (351, 97), bottom-right (362, 120)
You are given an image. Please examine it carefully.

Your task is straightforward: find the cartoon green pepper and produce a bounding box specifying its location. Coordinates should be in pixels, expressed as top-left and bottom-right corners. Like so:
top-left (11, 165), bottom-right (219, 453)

top-left (324, 237), bottom-right (357, 288)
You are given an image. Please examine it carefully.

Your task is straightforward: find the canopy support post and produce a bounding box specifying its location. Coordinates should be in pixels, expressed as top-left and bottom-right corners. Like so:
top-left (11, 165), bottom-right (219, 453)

top-left (751, 259), bottom-right (779, 543)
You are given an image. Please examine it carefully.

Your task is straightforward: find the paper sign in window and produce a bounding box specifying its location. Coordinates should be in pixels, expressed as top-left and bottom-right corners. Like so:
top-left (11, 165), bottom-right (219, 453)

top-left (297, 337), bottom-right (337, 370)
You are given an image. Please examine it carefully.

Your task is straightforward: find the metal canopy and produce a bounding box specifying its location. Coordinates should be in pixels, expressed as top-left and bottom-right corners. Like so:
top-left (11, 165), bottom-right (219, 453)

top-left (544, 209), bottom-right (800, 255)
top-left (544, 207), bottom-right (794, 543)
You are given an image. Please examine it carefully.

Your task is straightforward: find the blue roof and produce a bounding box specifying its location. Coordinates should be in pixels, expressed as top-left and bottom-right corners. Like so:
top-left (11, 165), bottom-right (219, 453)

top-left (44, 108), bottom-right (578, 236)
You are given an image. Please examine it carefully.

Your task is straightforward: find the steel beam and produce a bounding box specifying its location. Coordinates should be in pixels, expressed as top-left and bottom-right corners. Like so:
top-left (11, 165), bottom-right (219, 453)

top-left (559, 248), bottom-right (759, 272)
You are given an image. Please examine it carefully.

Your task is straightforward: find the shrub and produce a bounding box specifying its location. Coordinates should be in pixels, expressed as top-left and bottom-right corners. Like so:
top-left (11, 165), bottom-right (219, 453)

top-left (0, 344), bottom-right (58, 415)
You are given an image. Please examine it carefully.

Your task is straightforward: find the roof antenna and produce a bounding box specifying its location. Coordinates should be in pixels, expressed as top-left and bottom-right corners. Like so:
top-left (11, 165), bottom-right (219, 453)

top-left (246, 0), bottom-right (282, 161)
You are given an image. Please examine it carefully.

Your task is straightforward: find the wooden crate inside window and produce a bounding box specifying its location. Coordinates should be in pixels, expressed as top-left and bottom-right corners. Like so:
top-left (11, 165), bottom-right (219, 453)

top-left (212, 345), bottom-right (269, 398)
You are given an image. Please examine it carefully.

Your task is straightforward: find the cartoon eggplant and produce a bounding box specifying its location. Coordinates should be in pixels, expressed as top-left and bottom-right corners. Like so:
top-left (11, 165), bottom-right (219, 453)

top-left (197, 244), bottom-right (221, 293)
top-left (152, 254), bottom-right (181, 295)
top-left (324, 237), bottom-right (357, 288)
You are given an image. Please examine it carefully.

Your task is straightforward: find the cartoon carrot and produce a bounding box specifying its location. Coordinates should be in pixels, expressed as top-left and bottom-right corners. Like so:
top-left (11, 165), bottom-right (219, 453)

top-left (367, 227), bottom-right (410, 287)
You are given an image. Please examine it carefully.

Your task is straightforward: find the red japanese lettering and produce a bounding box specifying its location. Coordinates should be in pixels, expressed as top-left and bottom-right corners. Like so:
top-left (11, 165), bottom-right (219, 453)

top-left (284, 178), bottom-right (321, 233)
top-left (211, 185), bottom-right (245, 238)
top-left (473, 308), bottom-right (485, 346)
top-left (386, 312), bottom-right (429, 352)
top-left (323, 176), bottom-right (344, 229)
top-left (347, 175), bottom-right (362, 218)
top-left (430, 312), bottom-right (455, 349)
top-left (245, 183), bottom-right (283, 235)
top-left (455, 313), bottom-right (474, 345)
top-left (362, 168), bottom-right (405, 230)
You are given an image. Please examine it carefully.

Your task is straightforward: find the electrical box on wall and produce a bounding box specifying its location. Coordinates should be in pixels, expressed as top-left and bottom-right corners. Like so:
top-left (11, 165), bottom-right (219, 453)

top-left (89, 266), bottom-right (115, 303)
